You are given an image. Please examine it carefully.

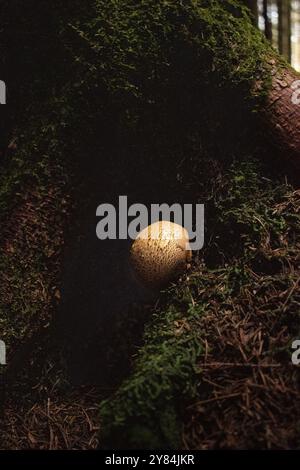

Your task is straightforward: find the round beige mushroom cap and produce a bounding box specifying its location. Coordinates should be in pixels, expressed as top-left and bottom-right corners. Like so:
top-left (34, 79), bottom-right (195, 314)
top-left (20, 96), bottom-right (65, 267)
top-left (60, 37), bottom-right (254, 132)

top-left (130, 221), bottom-right (192, 288)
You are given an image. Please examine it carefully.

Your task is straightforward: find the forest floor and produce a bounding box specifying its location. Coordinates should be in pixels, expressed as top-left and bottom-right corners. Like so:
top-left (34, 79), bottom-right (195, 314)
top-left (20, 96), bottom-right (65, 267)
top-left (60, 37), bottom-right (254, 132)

top-left (0, 138), bottom-right (299, 448)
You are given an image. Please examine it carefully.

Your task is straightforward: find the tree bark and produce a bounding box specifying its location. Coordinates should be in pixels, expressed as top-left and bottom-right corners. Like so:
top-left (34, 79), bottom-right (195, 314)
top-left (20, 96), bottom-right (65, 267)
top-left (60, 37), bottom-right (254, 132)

top-left (239, 2), bottom-right (300, 173)
top-left (278, 0), bottom-right (292, 62)
top-left (243, 0), bottom-right (259, 25)
top-left (263, 0), bottom-right (273, 41)
top-left (261, 61), bottom-right (300, 171)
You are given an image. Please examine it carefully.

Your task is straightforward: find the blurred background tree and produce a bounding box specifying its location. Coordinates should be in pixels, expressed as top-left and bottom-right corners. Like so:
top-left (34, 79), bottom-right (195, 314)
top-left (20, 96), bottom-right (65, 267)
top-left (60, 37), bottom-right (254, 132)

top-left (243, 0), bottom-right (300, 68)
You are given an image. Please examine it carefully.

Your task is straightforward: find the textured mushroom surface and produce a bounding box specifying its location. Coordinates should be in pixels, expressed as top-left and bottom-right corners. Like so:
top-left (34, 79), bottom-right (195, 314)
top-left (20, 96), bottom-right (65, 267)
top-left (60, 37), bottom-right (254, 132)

top-left (130, 221), bottom-right (192, 288)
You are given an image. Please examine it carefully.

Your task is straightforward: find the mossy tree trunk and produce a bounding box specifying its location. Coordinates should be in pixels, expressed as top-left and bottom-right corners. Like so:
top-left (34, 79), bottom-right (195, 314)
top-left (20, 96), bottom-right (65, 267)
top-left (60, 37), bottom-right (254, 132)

top-left (71, 0), bottom-right (300, 174)
top-left (2, 0), bottom-right (300, 175)
top-left (2, 1), bottom-right (300, 344)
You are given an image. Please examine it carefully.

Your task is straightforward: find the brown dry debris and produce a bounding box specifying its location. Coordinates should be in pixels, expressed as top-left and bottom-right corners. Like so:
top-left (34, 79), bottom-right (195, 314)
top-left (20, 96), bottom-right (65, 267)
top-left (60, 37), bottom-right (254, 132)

top-left (183, 191), bottom-right (300, 450)
top-left (184, 329), bottom-right (300, 449)
top-left (1, 388), bottom-right (101, 450)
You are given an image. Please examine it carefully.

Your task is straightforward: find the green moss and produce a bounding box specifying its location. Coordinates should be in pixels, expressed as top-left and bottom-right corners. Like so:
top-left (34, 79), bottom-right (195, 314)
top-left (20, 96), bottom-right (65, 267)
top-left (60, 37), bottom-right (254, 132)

top-left (0, 99), bottom-right (76, 361)
top-left (70, 0), bottom-right (273, 90)
top-left (211, 160), bottom-right (292, 260)
top-left (57, 0), bottom-right (279, 151)
top-left (100, 303), bottom-right (203, 449)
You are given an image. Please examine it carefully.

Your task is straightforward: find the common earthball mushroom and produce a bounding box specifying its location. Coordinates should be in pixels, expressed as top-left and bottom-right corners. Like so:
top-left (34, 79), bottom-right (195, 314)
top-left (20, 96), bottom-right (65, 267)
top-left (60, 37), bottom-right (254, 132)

top-left (130, 221), bottom-right (192, 289)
